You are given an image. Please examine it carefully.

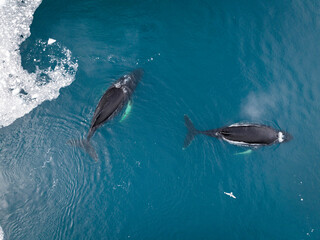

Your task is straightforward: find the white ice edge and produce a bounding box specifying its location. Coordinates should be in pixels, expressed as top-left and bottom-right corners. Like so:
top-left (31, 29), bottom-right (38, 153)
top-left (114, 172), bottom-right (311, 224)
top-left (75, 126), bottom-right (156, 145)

top-left (0, 0), bottom-right (78, 128)
top-left (0, 225), bottom-right (3, 240)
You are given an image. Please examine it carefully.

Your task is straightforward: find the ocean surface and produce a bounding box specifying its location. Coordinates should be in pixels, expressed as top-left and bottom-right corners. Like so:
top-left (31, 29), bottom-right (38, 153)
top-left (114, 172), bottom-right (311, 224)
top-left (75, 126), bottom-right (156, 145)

top-left (1, 0), bottom-right (320, 239)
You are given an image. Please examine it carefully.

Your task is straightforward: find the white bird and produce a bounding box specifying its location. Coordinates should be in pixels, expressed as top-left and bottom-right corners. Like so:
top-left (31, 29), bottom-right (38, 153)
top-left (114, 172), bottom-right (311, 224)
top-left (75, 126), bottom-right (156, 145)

top-left (224, 192), bottom-right (236, 199)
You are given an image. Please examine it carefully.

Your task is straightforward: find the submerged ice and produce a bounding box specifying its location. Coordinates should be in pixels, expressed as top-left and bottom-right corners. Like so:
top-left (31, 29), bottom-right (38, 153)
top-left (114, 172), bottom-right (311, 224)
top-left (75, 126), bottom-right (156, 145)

top-left (0, 0), bottom-right (77, 128)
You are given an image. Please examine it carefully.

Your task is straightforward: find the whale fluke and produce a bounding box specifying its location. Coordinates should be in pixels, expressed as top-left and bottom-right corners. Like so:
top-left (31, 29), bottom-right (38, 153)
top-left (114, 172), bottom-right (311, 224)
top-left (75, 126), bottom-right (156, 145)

top-left (183, 115), bottom-right (199, 149)
top-left (68, 139), bottom-right (98, 162)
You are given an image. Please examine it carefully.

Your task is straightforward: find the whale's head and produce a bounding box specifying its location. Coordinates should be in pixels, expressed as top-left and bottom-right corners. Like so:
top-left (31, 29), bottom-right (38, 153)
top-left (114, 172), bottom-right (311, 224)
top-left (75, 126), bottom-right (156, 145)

top-left (278, 131), bottom-right (293, 143)
top-left (119, 68), bottom-right (144, 92)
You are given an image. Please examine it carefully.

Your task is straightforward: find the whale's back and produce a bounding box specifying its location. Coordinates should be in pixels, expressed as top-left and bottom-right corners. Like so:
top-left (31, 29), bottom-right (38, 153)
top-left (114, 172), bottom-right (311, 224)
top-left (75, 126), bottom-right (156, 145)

top-left (219, 125), bottom-right (278, 145)
top-left (91, 87), bottom-right (126, 128)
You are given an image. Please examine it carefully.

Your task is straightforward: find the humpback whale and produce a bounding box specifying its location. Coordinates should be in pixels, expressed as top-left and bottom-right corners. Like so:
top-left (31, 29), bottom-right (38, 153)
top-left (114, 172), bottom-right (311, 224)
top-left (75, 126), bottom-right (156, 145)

top-left (183, 115), bottom-right (292, 149)
top-left (87, 68), bottom-right (143, 140)
top-left (70, 69), bottom-right (144, 160)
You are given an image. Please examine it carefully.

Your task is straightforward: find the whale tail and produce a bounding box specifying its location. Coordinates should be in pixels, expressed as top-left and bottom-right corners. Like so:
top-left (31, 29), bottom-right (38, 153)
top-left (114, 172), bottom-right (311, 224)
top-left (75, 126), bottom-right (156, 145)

top-left (68, 138), bottom-right (98, 162)
top-left (183, 115), bottom-right (199, 149)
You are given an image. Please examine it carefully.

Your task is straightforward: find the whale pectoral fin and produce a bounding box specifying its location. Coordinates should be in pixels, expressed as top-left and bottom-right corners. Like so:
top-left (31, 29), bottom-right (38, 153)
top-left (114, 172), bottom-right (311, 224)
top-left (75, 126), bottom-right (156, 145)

top-left (234, 149), bottom-right (253, 156)
top-left (120, 101), bottom-right (132, 123)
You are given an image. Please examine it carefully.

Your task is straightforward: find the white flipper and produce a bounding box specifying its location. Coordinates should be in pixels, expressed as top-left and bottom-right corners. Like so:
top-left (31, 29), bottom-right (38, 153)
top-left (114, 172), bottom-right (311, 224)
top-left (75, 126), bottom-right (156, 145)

top-left (120, 101), bottom-right (132, 122)
top-left (234, 149), bottom-right (253, 155)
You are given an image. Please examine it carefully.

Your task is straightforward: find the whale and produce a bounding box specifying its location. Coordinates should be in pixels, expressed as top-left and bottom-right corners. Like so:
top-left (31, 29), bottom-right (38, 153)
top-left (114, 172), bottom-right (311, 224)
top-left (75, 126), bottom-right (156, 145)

top-left (183, 115), bottom-right (292, 149)
top-left (87, 68), bottom-right (143, 140)
top-left (70, 69), bottom-right (144, 160)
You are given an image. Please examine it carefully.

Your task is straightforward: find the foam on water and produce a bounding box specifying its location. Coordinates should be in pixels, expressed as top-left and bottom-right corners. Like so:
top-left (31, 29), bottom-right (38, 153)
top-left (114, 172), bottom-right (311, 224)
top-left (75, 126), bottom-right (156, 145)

top-left (0, 225), bottom-right (3, 240)
top-left (0, 0), bottom-right (78, 128)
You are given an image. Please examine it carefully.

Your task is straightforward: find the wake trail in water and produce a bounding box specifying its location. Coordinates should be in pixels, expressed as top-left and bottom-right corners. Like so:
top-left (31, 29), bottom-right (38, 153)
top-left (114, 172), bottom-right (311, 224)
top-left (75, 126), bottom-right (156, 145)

top-left (0, 0), bottom-right (78, 128)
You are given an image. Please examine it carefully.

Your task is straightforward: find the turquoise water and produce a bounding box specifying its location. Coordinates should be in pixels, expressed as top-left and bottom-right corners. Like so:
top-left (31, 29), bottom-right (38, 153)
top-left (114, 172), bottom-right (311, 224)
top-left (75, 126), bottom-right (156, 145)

top-left (1, 0), bottom-right (320, 239)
